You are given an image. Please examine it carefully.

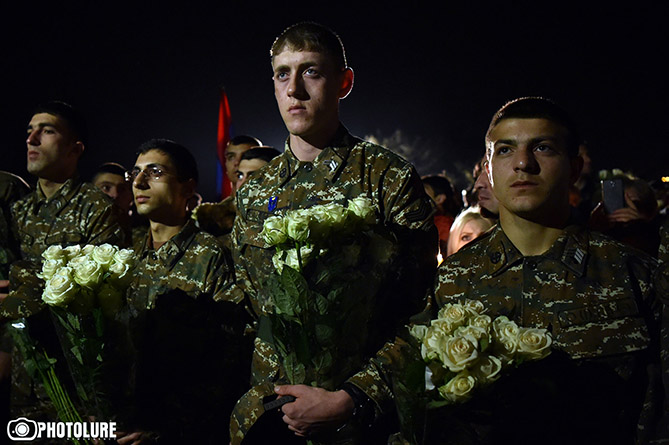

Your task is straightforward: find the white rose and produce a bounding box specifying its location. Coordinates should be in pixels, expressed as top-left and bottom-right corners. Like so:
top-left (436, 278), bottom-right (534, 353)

top-left (67, 254), bottom-right (91, 269)
top-left (81, 245), bottom-right (96, 255)
top-left (39, 259), bottom-right (65, 281)
top-left (516, 327), bottom-right (552, 361)
top-left (260, 216), bottom-right (288, 246)
top-left (421, 325), bottom-right (448, 361)
top-left (410, 324), bottom-right (428, 342)
top-left (108, 261), bottom-right (132, 286)
top-left (463, 299), bottom-right (485, 315)
top-left (42, 245), bottom-right (65, 261)
top-left (454, 325), bottom-right (489, 344)
top-left (471, 353), bottom-right (503, 385)
top-left (272, 250), bottom-right (286, 274)
top-left (73, 259), bottom-right (104, 289)
top-left (437, 303), bottom-right (469, 332)
top-left (468, 314), bottom-right (492, 332)
top-left (492, 316), bottom-right (520, 360)
top-left (283, 245), bottom-right (315, 271)
top-left (321, 202), bottom-right (348, 227)
top-left (113, 248), bottom-right (135, 267)
top-left (438, 334), bottom-right (480, 372)
top-left (42, 273), bottom-right (79, 307)
top-left (285, 209), bottom-right (311, 242)
top-left (347, 196), bottom-right (375, 223)
top-left (92, 244), bottom-right (118, 268)
top-left (438, 371), bottom-right (477, 403)
top-left (63, 245), bottom-right (82, 260)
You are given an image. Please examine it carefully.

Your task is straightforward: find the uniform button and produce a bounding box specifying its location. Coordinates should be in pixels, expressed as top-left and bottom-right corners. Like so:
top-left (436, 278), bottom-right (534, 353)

top-left (490, 252), bottom-right (502, 264)
top-left (304, 163), bottom-right (313, 172)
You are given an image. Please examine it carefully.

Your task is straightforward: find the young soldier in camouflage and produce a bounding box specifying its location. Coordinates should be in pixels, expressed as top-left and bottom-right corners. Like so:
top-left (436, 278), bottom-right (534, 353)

top-left (347, 97), bottom-right (669, 443)
top-left (229, 22), bottom-right (437, 444)
top-left (117, 139), bottom-right (247, 444)
top-left (0, 101), bottom-right (125, 427)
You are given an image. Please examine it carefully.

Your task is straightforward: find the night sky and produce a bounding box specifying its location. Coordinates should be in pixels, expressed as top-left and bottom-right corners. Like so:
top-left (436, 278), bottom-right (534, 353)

top-left (3, 3), bottom-right (667, 202)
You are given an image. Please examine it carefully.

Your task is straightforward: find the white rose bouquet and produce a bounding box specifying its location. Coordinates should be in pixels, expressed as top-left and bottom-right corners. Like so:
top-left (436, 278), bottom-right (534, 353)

top-left (258, 196), bottom-right (395, 388)
top-left (410, 301), bottom-right (552, 405)
top-left (12, 243), bottom-right (135, 426)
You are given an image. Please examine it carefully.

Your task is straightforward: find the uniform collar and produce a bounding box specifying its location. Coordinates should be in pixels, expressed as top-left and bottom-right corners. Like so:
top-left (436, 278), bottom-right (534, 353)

top-left (279, 124), bottom-right (353, 186)
top-left (139, 219), bottom-right (199, 270)
top-left (485, 224), bottom-right (589, 278)
top-left (32, 175), bottom-right (82, 214)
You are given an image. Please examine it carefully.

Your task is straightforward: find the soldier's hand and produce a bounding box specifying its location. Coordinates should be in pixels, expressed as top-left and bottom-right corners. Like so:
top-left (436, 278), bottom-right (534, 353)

top-left (116, 431), bottom-right (146, 444)
top-left (275, 385), bottom-right (354, 437)
top-left (0, 279), bottom-right (8, 301)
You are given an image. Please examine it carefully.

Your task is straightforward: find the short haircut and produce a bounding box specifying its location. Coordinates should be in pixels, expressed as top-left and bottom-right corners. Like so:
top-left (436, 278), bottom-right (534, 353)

top-left (485, 97), bottom-right (582, 158)
top-left (92, 162), bottom-right (127, 182)
top-left (137, 138), bottom-right (199, 184)
top-left (270, 22), bottom-right (347, 70)
top-left (33, 100), bottom-right (89, 146)
top-left (229, 135), bottom-right (262, 147)
top-left (422, 175), bottom-right (461, 215)
top-left (241, 146), bottom-right (281, 164)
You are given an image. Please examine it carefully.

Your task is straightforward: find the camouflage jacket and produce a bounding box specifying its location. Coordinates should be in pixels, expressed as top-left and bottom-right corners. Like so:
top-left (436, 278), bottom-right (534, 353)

top-left (659, 216), bottom-right (668, 264)
top-left (128, 219), bottom-right (240, 310)
top-left (230, 125), bottom-right (437, 444)
top-left (349, 224), bottom-right (669, 443)
top-left (0, 171), bottom-right (30, 280)
top-left (125, 220), bottom-right (249, 441)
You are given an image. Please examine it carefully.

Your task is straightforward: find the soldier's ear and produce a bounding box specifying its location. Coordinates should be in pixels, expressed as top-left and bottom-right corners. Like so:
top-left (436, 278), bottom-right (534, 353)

top-left (339, 67), bottom-right (354, 99)
top-left (72, 140), bottom-right (85, 159)
top-left (181, 179), bottom-right (196, 198)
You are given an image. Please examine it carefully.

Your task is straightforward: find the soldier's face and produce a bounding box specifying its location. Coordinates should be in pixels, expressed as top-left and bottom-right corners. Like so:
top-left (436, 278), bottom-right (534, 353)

top-left (272, 50), bottom-right (351, 140)
top-left (225, 143), bottom-right (253, 186)
top-left (93, 172), bottom-right (133, 211)
top-left (487, 118), bottom-right (578, 221)
top-left (132, 150), bottom-right (192, 223)
top-left (26, 113), bottom-right (82, 180)
top-left (235, 158), bottom-right (268, 189)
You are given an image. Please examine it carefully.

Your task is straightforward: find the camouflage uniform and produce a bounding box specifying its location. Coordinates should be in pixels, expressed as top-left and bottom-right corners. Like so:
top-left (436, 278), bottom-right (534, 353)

top-left (125, 220), bottom-right (248, 443)
top-left (0, 171), bottom-right (30, 280)
top-left (0, 176), bottom-right (125, 424)
top-left (349, 224), bottom-right (669, 444)
top-left (659, 216), bottom-right (668, 264)
top-left (230, 125), bottom-right (437, 443)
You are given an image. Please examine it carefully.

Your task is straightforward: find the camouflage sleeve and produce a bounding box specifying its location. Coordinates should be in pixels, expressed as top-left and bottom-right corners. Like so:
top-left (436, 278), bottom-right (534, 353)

top-left (230, 196), bottom-right (257, 304)
top-left (655, 261), bottom-right (669, 441)
top-left (208, 245), bottom-right (244, 304)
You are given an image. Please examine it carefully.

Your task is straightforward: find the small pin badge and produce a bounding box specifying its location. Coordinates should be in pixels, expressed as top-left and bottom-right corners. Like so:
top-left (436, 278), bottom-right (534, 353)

top-left (268, 196), bottom-right (278, 212)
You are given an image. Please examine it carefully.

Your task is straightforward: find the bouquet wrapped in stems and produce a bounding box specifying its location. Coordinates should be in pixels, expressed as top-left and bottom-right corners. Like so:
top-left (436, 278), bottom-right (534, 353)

top-left (259, 196), bottom-right (397, 390)
top-left (9, 243), bottom-right (134, 430)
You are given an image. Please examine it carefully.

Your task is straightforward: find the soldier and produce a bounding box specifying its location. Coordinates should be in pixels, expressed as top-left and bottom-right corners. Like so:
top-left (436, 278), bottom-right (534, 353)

top-left (346, 97), bottom-right (669, 443)
top-left (235, 146), bottom-right (281, 189)
top-left (117, 139), bottom-right (247, 444)
top-left (225, 135), bottom-right (263, 194)
top-left (0, 101), bottom-right (125, 425)
top-left (230, 22), bottom-right (437, 444)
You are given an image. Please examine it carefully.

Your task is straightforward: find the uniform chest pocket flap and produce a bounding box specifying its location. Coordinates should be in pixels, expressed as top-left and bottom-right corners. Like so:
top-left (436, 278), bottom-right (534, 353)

top-left (555, 298), bottom-right (651, 360)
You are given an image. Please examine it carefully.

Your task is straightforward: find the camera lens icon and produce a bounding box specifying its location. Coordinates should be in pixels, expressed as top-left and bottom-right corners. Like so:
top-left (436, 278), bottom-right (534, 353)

top-left (7, 417), bottom-right (38, 441)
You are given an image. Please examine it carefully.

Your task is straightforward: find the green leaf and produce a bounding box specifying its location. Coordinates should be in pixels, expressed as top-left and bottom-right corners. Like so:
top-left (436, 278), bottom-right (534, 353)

top-left (315, 324), bottom-right (334, 346)
top-left (70, 345), bottom-right (84, 366)
top-left (314, 293), bottom-right (329, 315)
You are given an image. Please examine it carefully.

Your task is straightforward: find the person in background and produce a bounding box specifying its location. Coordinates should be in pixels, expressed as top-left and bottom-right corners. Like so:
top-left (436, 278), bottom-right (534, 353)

top-left (473, 157), bottom-right (500, 219)
top-left (235, 146), bottom-right (281, 189)
top-left (446, 206), bottom-right (495, 256)
top-left (224, 135), bottom-right (263, 194)
top-left (422, 175), bottom-right (461, 254)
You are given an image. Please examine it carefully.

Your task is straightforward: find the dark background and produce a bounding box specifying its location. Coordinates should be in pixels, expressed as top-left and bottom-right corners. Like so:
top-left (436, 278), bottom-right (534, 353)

top-left (3, 2), bottom-right (667, 201)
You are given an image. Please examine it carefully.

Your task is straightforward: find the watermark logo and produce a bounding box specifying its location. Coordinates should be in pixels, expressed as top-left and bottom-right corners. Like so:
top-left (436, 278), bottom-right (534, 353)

top-left (7, 417), bottom-right (116, 441)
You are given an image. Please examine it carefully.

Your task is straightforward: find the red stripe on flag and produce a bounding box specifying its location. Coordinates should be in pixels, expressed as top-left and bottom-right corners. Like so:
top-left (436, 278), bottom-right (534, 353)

top-left (217, 89), bottom-right (233, 199)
